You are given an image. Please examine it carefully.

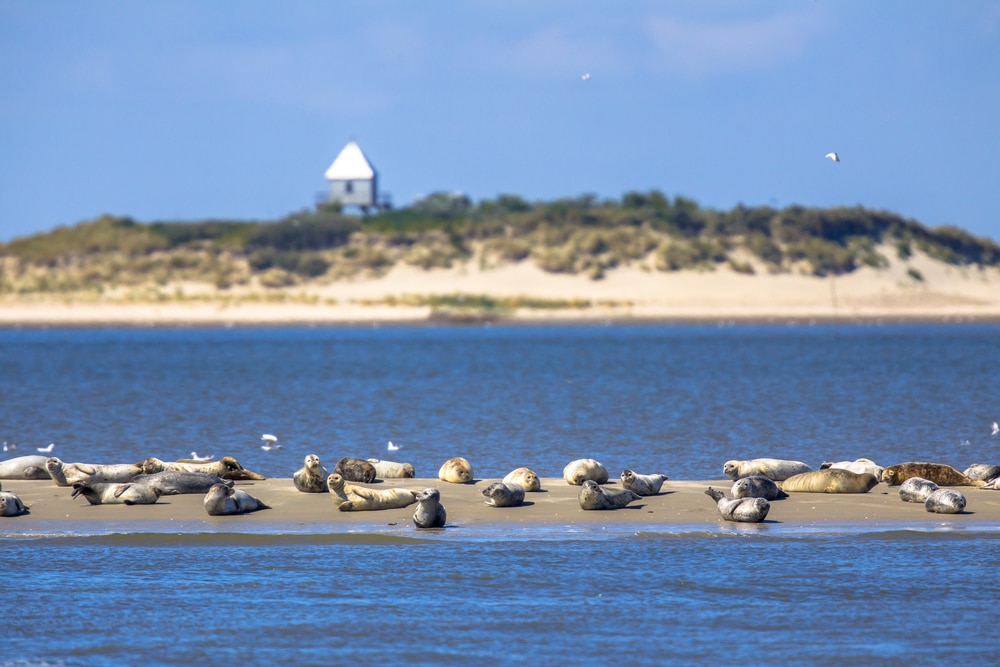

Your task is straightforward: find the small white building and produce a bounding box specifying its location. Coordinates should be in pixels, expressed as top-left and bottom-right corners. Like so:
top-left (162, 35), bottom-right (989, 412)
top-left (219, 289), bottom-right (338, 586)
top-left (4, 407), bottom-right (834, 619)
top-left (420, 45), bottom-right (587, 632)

top-left (324, 141), bottom-right (385, 213)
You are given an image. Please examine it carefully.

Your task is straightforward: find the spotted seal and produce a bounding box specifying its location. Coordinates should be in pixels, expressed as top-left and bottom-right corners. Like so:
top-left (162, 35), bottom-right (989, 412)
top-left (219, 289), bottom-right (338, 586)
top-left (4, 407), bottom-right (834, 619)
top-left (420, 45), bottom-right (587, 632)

top-left (620, 469), bottom-right (669, 496)
top-left (962, 464), bottom-right (1000, 484)
top-left (412, 488), bottom-right (447, 528)
top-left (563, 458), bottom-right (609, 486)
top-left (140, 456), bottom-right (265, 481)
top-left (924, 489), bottom-right (966, 514)
top-left (0, 491), bottom-right (29, 517)
top-left (438, 457), bottom-right (474, 484)
top-left (203, 483), bottom-right (270, 516)
top-left (71, 482), bottom-right (162, 505)
top-left (880, 462), bottom-right (985, 487)
top-left (482, 482), bottom-right (526, 507)
top-left (704, 487), bottom-right (770, 523)
top-left (334, 457), bottom-right (377, 484)
top-left (46, 458), bottom-right (144, 487)
top-left (366, 459), bottom-right (416, 479)
top-left (326, 473), bottom-right (417, 511)
top-left (0, 455), bottom-right (52, 480)
top-left (898, 477), bottom-right (939, 503)
top-left (502, 467), bottom-right (541, 492)
top-left (129, 471), bottom-right (232, 495)
top-left (578, 480), bottom-right (641, 510)
top-left (780, 469), bottom-right (879, 494)
top-left (723, 458), bottom-right (811, 482)
top-left (820, 458), bottom-right (885, 479)
top-left (731, 475), bottom-right (787, 500)
top-left (293, 455), bottom-right (330, 493)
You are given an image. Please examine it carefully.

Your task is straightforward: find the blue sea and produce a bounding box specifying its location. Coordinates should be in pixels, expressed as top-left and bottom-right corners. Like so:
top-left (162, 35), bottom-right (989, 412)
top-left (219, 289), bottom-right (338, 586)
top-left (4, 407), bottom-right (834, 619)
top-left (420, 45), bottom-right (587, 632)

top-left (3, 323), bottom-right (1000, 666)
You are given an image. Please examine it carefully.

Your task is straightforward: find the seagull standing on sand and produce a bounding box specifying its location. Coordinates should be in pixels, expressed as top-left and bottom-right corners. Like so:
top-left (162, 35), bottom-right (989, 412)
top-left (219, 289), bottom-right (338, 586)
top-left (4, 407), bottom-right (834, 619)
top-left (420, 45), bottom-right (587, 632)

top-left (992, 420), bottom-right (999, 436)
top-left (190, 452), bottom-right (214, 462)
top-left (37, 443), bottom-right (55, 454)
top-left (825, 152), bottom-right (840, 162)
top-left (261, 434), bottom-right (281, 451)
top-left (387, 440), bottom-right (400, 452)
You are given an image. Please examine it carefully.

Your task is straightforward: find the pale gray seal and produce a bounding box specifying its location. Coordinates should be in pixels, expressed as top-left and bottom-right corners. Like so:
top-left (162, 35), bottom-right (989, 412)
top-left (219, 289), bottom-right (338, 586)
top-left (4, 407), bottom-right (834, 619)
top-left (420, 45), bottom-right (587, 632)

top-left (0, 490), bottom-right (29, 516)
top-left (46, 458), bottom-right (144, 487)
top-left (203, 483), bottom-right (270, 516)
top-left (326, 473), bottom-right (417, 511)
top-left (71, 482), bottom-right (162, 506)
top-left (924, 489), bottom-right (966, 514)
top-left (0, 455), bottom-right (52, 480)
top-left (438, 457), bottom-right (474, 484)
top-left (482, 482), bottom-right (525, 507)
top-left (140, 456), bottom-right (265, 481)
top-left (563, 458), bottom-right (609, 486)
top-left (780, 469), bottom-right (879, 494)
top-left (731, 475), bottom-right (787, 500)
top-left (819, 458), bottom-right (885, 479)
top-left (578, 480), bottom-right (641, 510)
top-left (334, 457), bottom-right (377, 484)
top-left (129, 471), bottom-right (232, 495)
top-left (502, 467), bottom-right (541, 492)
top-left (620, 469), bottom-right (669, 496)
top-left (962, 464), bottom-right (1000, 483)
top-left (723, 458), bottom-right (811, 482)
top-left (412, 488), bottom-right (447, 529)
top-left (881, 462), bottom-right (984, 487)
top-left (293, 454), bottom-right (330, 493)
top-left (898, 477), bottom-right (939, 503)
top-left (704, 487), bottom-right (770, 523)
top-left (366, 459), bottom-right (416, 479)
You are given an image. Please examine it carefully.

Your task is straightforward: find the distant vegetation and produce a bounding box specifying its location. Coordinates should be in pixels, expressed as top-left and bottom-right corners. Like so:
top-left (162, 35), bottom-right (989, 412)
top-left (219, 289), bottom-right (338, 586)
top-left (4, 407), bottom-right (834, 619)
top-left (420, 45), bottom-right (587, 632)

top-left (2, 190), bottom-right (998, 296)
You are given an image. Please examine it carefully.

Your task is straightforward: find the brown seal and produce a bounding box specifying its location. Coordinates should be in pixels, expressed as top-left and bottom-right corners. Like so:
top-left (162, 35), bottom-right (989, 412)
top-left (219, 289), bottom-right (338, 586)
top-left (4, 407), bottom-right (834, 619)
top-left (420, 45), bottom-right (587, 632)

top-left (334, 457), bottom-right (377, 484)
top-left (880, 462), bottom-right (985, 487)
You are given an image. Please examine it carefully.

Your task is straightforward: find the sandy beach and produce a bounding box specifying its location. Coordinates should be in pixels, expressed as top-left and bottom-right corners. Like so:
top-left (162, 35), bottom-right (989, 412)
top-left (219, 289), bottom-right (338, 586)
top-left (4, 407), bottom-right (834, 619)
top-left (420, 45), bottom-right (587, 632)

top-left (4, 477), bottom-right (1000, 532)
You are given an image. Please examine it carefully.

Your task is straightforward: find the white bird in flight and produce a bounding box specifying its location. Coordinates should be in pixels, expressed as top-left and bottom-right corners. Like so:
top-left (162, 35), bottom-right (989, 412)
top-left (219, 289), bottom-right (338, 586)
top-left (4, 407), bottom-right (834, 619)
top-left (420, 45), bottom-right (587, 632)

top-left (260, 434), bottom-right (281, 451)
top-left (387, 440), bottom-right (400, 452)
top-left (581, 73), bottom-right (590, 81)
top-left (992, 420), bottom-right (999, 436)
top-left (190, 452), bottom-right (214, 462)
top-left (825, 152), bottom-right (840, 162)
top-left (37, 443), bottom-right (55, 454)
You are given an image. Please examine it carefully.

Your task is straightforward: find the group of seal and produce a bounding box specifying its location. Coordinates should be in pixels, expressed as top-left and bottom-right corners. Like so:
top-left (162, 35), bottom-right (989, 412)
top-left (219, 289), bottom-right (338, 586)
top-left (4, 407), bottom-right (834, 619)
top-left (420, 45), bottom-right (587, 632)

top-left (897, 477), bottom-right (966, 514)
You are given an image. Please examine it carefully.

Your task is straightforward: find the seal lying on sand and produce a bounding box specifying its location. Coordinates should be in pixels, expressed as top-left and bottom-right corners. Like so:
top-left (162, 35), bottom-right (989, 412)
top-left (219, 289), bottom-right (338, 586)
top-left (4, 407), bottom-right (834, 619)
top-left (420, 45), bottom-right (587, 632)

top-left (723, 458), bottom-right (811, 482)
top-left (0, 455), bottom-right (52, 480)
top-left (130, 471), bottom-right (232, 495)
top-left (578, 480), bottom-right (641, 510)
top-left (731, 475), bottom-right (787, 500)
top-left (334, 457), bottom-right (377, 484)
top-left (880, 462), bottom-right (985, 487)
top-left (898, 477), bottom-right (939, 503)
top-left (140, 456), bottom-right (265, 481)
top-left (412, 488), bottom-right (447, 529)
top-left (326, 473), bottom-right (417, 511)
top-left (0, 491), bottom-right (29, 516)
top-left (820, 458), bottom-right (885, 479)
top-left (366, 459), bottom-right (416, 479)
top-left (704, 487), bottom-right (770, 523)
top-left (924, 489), bottom-right (966, 514)
top-left (620, 469), bottom-right (668, 496)
top-left (482, 482), bottom-right (525, 507)
top-left (563, 458), bottom-right (609, 486)
top-left (438, 457), bottom-right (474, 484)
top-left (503, 467), bottom-right (541, 492)
top-left (71, 482), bottom-right (162, 506)
top-left (963, 464), bottom-right (1000, 484)
top-left (293, 455), bottom-right (330, 493)
top-left (46, 458), bottom-right (144, 487)
top-left (780, 469), bottom-right (879, 494)
top-left (203, 483), bottom-right (270, 516)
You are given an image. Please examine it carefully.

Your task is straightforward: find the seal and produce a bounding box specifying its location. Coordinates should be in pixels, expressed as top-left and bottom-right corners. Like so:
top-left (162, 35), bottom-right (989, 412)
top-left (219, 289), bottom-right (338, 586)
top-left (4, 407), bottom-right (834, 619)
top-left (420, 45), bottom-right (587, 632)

top-left (412, 488), bottom-right (447, 529)
top-left (563, 458), bottom-right (609, 486)
top-left (880, 462), bottom-right (985, 487)
top-left (731, 475), bottom-right (788, 501)
top-left (326, 473), bottom-right (417, 511)
top-left (438, 457), bottom-right (474, 484)
top-left (366, 459), bottom-right (416, 479)
top-left (577, 480), bottom-right (641, 510)
top-left (203, 483), bottom-right (270, 516)
top-left (898, 477), bottom-right (939, 503)
top-left (924, 488), bottom-right (966, 514)
top-left (71, 482), bottom-right (162, 506)
top-left (334, 457), bottom-right (377, 484)
top-left (704, 487), bottom-right (770, 523)
top-left (0, 490), bottom-right (29, 517)
top-left (962, 464), bottom-right (1000, 483)
top-left (502, 467), bottom-right (541, 492)
top-left (293, 454), bottom-right (330, 493)
top-left (0, 455), bottom-right (52, 480)
top-left (129, 471), bottom-right (232, 495)
top-left (723, 458), bottom-right (811, 482)
top-left (45, 458), bottom-right (144, 487)
top-left (140, 456), bottom-right (265, 481)
top-left (819, 458), bottom-right (885, 479)
top-left (482, 482), bottom-right (526, 507)
top-left (620, 469), bottom-right (669, 496)
top-left (779, 469), bottom-right (878, 494)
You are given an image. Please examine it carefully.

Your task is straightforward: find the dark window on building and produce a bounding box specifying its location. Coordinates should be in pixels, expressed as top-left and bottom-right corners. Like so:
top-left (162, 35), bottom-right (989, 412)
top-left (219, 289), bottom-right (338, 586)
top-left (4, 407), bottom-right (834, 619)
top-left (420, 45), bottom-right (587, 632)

top-left (345, 181), bottom-right (353, 193)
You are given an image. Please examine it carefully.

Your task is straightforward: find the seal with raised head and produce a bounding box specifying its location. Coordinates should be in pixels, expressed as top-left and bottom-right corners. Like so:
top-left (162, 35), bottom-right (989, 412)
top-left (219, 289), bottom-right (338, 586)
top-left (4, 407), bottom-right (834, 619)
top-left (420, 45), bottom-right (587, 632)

top-left (963, 464), bottom-right (1000, 484)
top-left (203, 483), bottom-right (270, 516)
top-left (731, 475), bottom-right (788, 501)
top-left (129, 471), bottom-right (232, 495)
top-left (293, 454), bottom-right (330, 493)
top-left (140, 456), bottom-right (265, 481)
top-left (578, 480), bottom-right (641, 510)
top-left (780, 469), bottom-right (878, 494)
top-left (924, 488), bottom-right (966, 514)
top-left (898, 477), bottom-right (939, 503)
top-left (482, 482), bottom-right (525, 507)
top-left (326, 473), bottom-right (417, 511)
top-left (46, 458), bottom-right (144, 487)
top-left (563, 458), bottom-right (609, 486)
top-left (412, 488), bottom-right (447, 529)
top-left (71, 482), bottom-right (162, 506)
top-left (820, 458), bottom-right (885, 479)
top-left (366, 459), bottom-right (416, 479)
top-left (0, 455), bottom-right (52, 480)
top-left (723, 458), bottom-right (811, 482)
top-left (704, 487), bottom-right (770, 523)
top-left (503, 467), bottom-right (541, 492)
top-left (334, 457), bottom-right (377, 484)
top-left (880, 462), bottom-right (985, 487)
top-left (0, 490), bottom-right (29, 516)
top-left (620, 469), bottom-right (669, 496)
top-left (438, 457), bottom-right (474, 484)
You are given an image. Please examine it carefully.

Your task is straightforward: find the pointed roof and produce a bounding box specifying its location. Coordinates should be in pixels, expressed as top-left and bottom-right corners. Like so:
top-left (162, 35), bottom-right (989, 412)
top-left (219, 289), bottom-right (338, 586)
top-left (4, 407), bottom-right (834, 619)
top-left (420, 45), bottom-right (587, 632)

top-left (324, 141), bottom-right (375, 180)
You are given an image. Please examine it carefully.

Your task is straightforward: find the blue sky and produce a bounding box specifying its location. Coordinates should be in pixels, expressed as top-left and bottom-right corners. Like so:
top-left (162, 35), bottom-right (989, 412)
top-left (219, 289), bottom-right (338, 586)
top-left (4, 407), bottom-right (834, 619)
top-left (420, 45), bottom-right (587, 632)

top-left (2, 1), bottom-right (999, 243)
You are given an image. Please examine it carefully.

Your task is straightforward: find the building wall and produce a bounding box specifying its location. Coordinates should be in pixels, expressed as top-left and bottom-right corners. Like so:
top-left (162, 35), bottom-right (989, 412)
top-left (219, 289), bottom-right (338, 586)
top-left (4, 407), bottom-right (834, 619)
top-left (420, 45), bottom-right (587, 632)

top-left (328, 177), bottom-right (376, 207)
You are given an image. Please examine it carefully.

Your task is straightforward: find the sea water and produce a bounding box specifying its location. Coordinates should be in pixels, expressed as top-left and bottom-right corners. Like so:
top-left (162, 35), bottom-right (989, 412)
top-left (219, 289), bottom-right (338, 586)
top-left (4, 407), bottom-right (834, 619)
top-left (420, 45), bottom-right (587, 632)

top-left (2, 323), bottom-right (999, 665)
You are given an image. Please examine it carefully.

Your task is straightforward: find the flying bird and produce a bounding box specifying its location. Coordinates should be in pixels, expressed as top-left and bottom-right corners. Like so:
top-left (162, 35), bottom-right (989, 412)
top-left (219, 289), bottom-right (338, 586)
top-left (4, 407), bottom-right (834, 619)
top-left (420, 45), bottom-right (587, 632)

top-left (992, 420), bottom-right (999, 436)
top-left (260, 434), bottom-right (281, 451)
top-left (190, 452), bottom-right (214, 462)
top-left (37, 443), bottom-right (55, 453)
top-left (581, 73), bottom-right (591, 81)
top-left (387, 440), bottom-right (400, 452)
top-left (824, 152), bottom-right (840, 162)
